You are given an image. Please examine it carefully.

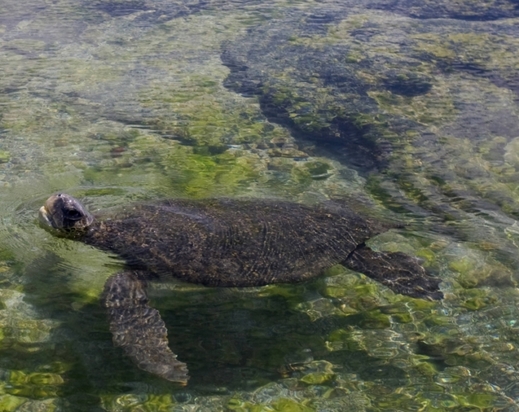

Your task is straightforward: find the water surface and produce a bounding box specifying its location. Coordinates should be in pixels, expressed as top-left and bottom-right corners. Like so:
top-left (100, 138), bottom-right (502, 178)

top-left (2, 0), bottom-right (519, 410)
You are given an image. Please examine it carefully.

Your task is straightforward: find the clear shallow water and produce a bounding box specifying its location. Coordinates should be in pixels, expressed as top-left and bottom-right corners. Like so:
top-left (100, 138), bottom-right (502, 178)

top-left (2, 0), bottom-right (519, 410)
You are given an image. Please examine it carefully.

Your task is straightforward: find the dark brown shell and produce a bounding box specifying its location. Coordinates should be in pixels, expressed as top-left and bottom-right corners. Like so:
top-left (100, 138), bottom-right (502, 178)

top-left (84, 198), bottom-right (384, 287)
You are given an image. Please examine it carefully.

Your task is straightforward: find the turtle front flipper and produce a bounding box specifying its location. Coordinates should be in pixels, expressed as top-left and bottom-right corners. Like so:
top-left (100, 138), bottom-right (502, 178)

top-left (343, 245), bottom-right (443, 300)
top-left (102, 272), bottom-right (189, 384)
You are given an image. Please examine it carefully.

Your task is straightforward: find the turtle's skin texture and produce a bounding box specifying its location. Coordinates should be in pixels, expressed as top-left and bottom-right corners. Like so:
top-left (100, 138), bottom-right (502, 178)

top-left (39, 193), bottom-right (442, 384)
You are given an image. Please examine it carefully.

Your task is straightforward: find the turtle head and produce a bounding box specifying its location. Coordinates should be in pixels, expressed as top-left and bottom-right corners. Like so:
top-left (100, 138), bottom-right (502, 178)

top-left (39, 193), bottom-right (94, 236)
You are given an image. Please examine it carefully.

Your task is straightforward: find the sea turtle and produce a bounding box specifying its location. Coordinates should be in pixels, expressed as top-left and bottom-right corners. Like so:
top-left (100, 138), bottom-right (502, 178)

top-left (38, 193), bottom-right (442, 384)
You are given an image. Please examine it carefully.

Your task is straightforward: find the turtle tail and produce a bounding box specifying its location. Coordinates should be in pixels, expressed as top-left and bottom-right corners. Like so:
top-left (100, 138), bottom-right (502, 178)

top-left (102, 272), bottom-right (189, 384)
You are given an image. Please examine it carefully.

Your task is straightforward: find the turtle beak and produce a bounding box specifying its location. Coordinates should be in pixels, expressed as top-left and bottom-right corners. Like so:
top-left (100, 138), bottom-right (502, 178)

top-left (38, 205), bottom-right (52, 228)
top-left (38, 194), bottom-right (63, 230)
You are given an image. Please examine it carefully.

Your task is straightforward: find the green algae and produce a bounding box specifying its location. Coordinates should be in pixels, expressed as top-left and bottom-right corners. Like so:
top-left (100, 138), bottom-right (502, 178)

top-left (0, 151), bottom-right (10, 163)
top-left (0, 288), bottom-right (64, 409)
top-left (6, 371), bottom-right (63, 398)
top-left (141, 75), bottom-right (274, 147)
top-left (228, 397), bottom-right (314, 412)
top-left (368, 82), bottom-right (456, 126)
top-left (381, 0), bottom-right (519, 20)
top-left (458, 288), bottom-right (497, 311)
top-left (270, 398), bottom-right (314, 411)
top-left (101, 393), bottom-right (177, 412)
top-left (0, 395), bottom-right (26, 412)
top-left (164, 150), bottom-right (261, 198)
top-left (412, 30), bottom-right (519, 73)
top-left (301, 161), bottom-right (332, 179)
top-left (449, 257), bottom-right (475, 274)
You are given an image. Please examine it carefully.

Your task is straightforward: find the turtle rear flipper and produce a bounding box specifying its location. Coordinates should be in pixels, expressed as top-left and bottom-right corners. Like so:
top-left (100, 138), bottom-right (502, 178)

top-left (102, 272), bottom-right (189, 384)
top-left (343, 245), bottom-right (443, 301)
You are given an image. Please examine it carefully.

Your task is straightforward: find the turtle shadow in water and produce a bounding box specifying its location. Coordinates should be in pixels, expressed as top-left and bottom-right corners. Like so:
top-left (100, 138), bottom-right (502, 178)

top-left (156, 286), bottom-right (417, 389)
top-left (21, 253), bottom-right (423, 398)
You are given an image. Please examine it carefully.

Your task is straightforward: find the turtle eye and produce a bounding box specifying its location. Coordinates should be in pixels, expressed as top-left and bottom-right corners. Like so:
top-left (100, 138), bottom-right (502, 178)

top-left (64, 209), bottom-right (83, 220)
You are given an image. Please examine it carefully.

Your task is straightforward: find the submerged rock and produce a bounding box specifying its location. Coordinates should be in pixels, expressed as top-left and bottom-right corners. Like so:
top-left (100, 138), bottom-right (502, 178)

top-left (366, 0), bottom-right (519, 21)
top-left (222, 3), bottom-right (519, 275)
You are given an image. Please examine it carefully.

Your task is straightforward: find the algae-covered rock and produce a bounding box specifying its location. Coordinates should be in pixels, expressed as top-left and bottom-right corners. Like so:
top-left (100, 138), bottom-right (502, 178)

top-left (222, 3), bottom-right (519, 278)
top-left (0, 151), bottom-right (10, 163)
top-left (222, 7), bottom-right (446, 173)
top-left (366, 0), bottom-right (519, 20)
